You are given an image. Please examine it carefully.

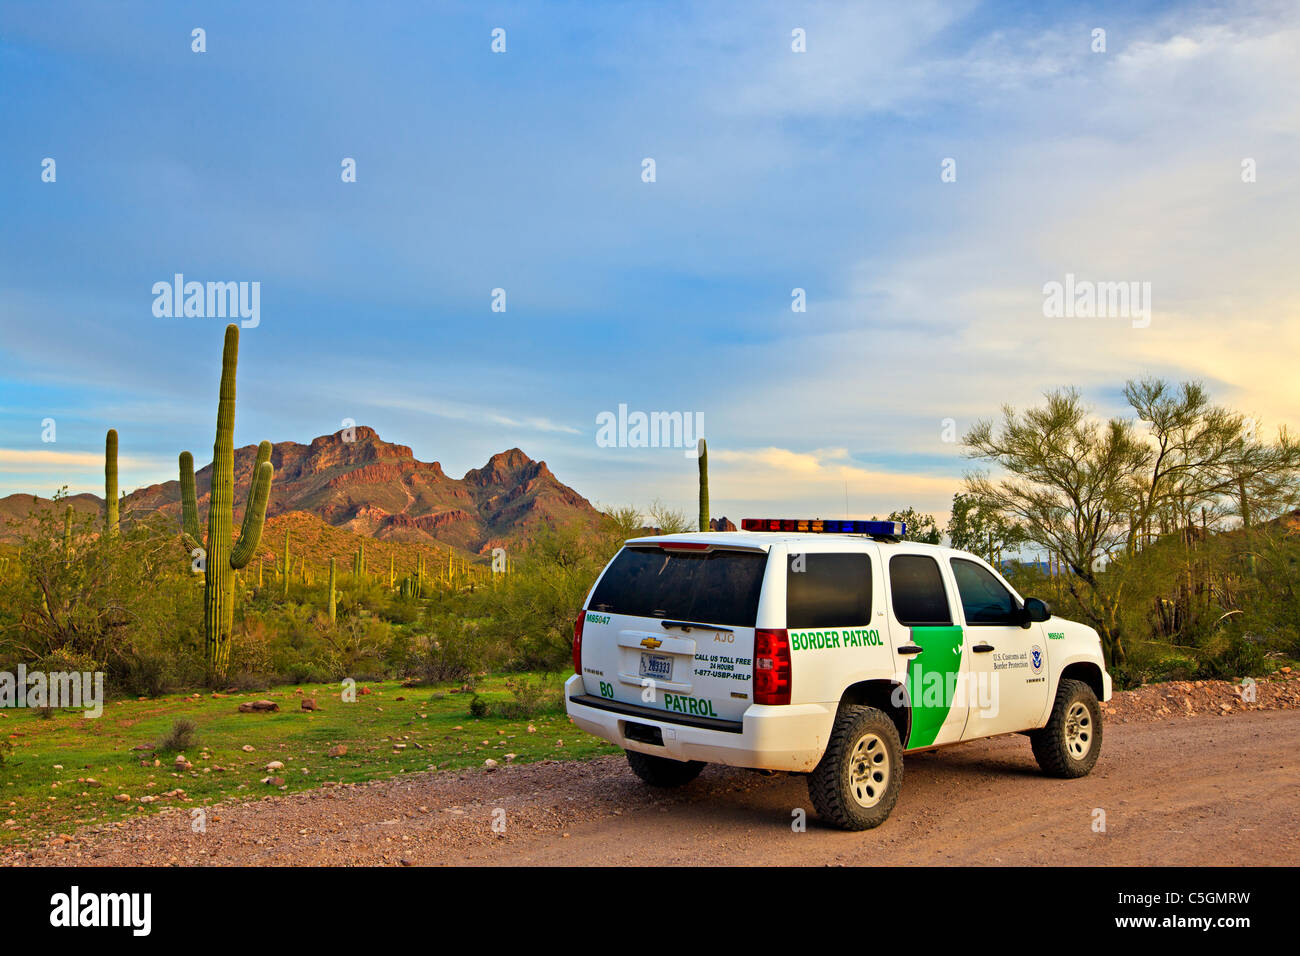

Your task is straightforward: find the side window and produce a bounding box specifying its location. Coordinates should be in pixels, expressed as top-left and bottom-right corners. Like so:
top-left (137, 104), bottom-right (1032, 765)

top-left (888, 554), bottom-right (952, 627)
top-left (787, 553), bottom-right (872, 629)
top-left (950, 558), bottom-right (1019, 625)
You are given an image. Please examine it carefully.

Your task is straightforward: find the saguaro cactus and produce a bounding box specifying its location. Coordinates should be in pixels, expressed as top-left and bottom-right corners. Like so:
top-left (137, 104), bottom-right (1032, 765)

top-left (63, 505), bottom-right (73, 562)
top-left (697, 438), bottom-right (709, 532)
top-left (282, 528), bottom-right (291, 598)
top-left (105, 429), bottom-right (119, 536)
top-left (353, 541), bottom-right (365, 583)
top-left (179, 324), bottom-right (274, 681)
top-left (328, 557), bottom-right (337, 622)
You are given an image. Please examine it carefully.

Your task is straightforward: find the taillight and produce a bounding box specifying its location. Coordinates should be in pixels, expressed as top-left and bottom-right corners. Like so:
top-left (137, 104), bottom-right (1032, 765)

top-left (754, 628), bottom-right (792, 705)
top-left (572, 612), bottom-right (585, 675)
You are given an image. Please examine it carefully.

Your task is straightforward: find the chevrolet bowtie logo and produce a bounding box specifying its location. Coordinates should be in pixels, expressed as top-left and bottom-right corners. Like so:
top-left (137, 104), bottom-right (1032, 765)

top-left (640, 637), bottom-right (663, 649)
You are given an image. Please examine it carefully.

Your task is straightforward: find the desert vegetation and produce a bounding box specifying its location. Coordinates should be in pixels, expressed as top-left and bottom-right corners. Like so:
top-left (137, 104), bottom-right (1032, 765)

top-left (0, 331), bottom-right (1295, 708)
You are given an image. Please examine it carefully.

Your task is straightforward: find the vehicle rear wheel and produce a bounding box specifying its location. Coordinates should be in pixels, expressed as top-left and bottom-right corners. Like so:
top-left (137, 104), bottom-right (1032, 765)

top-left (625, 749), bottom-right (705, 787)
top-left (1030, 678), bottom-right (1103, 778)
top-left (808, 705), bottom-right (903, 831)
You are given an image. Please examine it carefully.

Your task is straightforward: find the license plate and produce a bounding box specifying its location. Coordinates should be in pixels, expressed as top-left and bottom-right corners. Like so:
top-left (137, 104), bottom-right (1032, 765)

top-left (639, 652), bottom-right (673, 682)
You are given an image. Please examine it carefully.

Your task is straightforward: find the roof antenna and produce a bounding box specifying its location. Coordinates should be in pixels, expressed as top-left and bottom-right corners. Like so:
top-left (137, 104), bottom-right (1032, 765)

top-left (844, 480), bottom-right (849, 521)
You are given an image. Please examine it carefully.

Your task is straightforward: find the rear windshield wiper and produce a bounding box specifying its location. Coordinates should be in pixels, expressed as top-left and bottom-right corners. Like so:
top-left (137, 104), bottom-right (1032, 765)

top-left (659, 620), bottom-right (734, 634)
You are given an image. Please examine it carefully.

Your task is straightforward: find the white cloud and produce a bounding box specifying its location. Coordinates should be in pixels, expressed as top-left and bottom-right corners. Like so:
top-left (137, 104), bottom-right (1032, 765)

top-left (690, 0), bottom-right (1300, 492)
top-left (365, 395), bottom-right (580, 435)
top-left (0, 448), bottom-right (163, 472)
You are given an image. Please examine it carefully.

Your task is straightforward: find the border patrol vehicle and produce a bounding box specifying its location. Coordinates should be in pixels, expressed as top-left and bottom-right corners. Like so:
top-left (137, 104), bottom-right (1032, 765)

top-left (565, 518), bottom-right (1112, 830)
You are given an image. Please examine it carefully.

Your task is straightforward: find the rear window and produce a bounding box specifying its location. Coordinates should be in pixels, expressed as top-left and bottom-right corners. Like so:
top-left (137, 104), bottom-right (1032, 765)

top-left (588, 546), bottom-right (767, 627)
top-left (786, 553), bottom-right (871, 629)
top-left (888, 554), bottom-right (953, 626)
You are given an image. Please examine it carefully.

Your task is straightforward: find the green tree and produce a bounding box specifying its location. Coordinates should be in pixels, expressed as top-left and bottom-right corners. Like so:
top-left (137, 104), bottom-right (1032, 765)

top-left (885, 507), bottom-right (942, 544)
top-left (599, 504), bottom-right (646, 545)
top-left (0, 492), bottom-right (195, 681)
top-left (945, 492), bottom-right (1026, 560)
top-left (963, 381), bottom-right (1300, 668)
top-left (647, 498), bottom-right (693, 535)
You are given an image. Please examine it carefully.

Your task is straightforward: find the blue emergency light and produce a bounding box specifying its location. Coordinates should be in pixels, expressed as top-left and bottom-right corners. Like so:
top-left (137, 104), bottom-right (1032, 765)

top-left (740, 518), bottom-right (907, 537)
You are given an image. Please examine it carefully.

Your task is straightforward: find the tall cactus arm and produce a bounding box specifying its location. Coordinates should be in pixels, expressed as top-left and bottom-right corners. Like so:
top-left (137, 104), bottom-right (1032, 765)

top-left (697, 438), bottom-right (709, 532)
top-left (230, 458), bottom-right (273, 570)
top-left (206, 324), bottom-right (240, 564)
top-left (231, 440), bottom-right (272, 560)
top-left (179, 451), bottom-right (202, 549)
top-left (328, 557), bottom-right (337, 622)
top-left (105, 428), bottom-right (120, 536)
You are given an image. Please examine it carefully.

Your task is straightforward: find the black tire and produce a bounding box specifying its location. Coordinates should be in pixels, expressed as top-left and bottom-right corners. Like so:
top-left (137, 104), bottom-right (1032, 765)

top-left (625, 749), bottom-right (705, 787)
top-left (808, 705), bottom-right (903, 831)
top-left (1030, 678), bottom-right (1103, 778)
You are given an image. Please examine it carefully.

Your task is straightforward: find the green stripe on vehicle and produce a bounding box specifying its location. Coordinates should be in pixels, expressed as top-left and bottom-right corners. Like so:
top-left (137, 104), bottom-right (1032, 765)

top-left (904, 626), bottom-right (965, 748)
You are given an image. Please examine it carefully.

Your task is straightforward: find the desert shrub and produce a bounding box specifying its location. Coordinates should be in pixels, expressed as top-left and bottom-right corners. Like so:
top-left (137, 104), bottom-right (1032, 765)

top-left (0, 501), bottom-right (196, 676)
top-left (318, 615), bottom-right (394, 680)
top-left (1195, 630), bottom-right (1269, 680)
top-left (154, 718), bottom-right (200, 752)
top-left (404, 633), bottom-right (482, 685)
top-left (472, 523), bottom-right (613, 672)
top-left (1111, 641), bottom-right (1198, 689)
top-left (225, 670), bottom-right (273, 692)
top-left (281, 661), bottom-right (332, 685)
top-left (33, 647), bottom-right (103, 676)
top-left (114, 652), bottom-right (169, 698)
top-left (226, 616), bottom-right (278, 681)
top-left (496, 675), bottom-right (562, 718)
top-left (467, 675), bottom-right (563, 719)
top-left (377, 596), bottom-right (422, 626)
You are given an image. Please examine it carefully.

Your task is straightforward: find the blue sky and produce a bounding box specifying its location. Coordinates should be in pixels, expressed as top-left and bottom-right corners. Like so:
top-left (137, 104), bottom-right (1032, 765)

top-left (2, 0), bottom-right (1298, 527)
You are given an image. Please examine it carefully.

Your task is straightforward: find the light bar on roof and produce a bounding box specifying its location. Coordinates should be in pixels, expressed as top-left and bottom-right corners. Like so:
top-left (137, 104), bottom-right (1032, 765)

top-left (740, 518), bottom-right (907, 536)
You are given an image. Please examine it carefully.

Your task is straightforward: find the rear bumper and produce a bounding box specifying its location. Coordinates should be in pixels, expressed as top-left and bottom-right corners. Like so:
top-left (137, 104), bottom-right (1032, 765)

top-left (564, 674), bottom-right (835, 772)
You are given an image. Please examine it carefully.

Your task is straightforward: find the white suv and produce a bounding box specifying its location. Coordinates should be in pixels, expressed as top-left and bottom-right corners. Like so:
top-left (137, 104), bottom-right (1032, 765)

top-left (565, 518), bottom-right (1112, 830)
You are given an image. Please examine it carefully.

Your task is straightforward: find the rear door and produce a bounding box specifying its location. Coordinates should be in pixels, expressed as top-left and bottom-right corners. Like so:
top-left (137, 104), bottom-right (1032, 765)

top-left (883, 551), bottom-right (969, 750)
top-left (581, 543), bottom-right (770, 723)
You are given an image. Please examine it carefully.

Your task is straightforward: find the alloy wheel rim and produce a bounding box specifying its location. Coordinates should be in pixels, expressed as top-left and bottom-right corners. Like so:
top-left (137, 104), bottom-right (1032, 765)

top-left (1064, 701), bottom-right (1093, 759)
top-left (848, 732), bottom-right (890, 808)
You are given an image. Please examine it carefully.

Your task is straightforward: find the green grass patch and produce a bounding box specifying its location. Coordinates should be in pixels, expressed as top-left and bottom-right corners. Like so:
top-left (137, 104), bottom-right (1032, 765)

top-left (0, 672), bottom-right (620, 847)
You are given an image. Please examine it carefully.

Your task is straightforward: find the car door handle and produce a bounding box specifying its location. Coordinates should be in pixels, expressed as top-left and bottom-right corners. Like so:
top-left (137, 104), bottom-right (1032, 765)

top-left (972, 642), bottom-right (995, 653)
top-left (897, 644), bottom-right (924, 656)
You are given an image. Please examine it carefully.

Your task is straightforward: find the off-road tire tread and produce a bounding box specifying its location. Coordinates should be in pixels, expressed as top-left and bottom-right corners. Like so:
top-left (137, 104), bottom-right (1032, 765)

top-left (808, 705), bottom-right (903, 831)
top-left (1030, 678), bottom-right (1103, 778)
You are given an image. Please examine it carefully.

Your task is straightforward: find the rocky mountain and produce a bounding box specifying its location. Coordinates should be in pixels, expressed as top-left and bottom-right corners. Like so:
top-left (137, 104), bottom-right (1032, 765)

top-left (0, 492), bottom-right (103, 534)
top-left (1, 427), bottom-right (603, 554)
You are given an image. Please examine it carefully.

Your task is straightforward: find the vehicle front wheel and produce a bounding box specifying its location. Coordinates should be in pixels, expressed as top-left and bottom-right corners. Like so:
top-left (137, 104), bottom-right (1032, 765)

top-left (625, 750), bottom-right (705, 787)
top-left (808, 705), bottom-right (903, 831)
top-left (1030, 678), bottom-right (1103, 778)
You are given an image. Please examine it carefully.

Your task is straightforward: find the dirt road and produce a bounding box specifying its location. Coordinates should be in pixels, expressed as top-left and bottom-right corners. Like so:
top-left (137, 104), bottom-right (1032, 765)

top-left (6, 706), bottom-right (1297, 867)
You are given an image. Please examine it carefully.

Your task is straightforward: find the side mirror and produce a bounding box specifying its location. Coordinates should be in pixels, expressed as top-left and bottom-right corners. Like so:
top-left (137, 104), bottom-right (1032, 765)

top-left (1021, 597), bottom-right (1051, 627)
